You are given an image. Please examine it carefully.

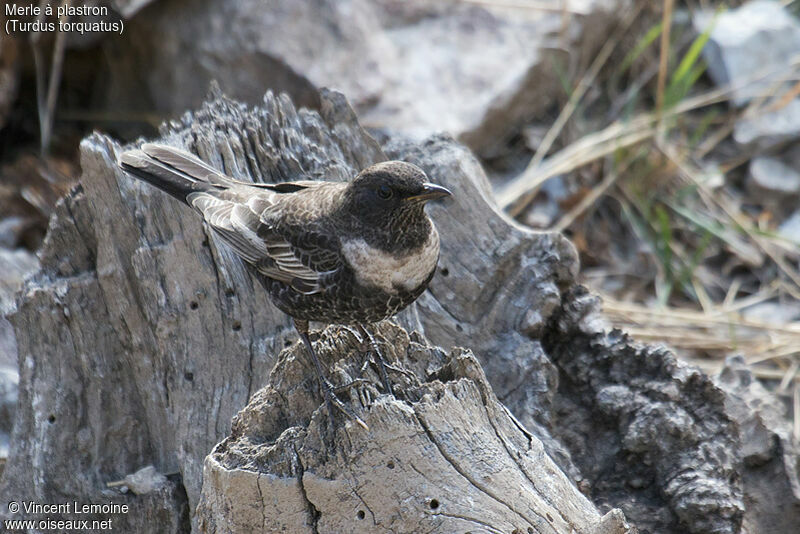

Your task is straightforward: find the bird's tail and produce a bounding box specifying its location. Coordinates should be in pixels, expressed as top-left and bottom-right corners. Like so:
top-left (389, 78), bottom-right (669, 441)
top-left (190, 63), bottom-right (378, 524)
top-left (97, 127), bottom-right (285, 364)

top-left (118, 143), bottom-right (232, 204)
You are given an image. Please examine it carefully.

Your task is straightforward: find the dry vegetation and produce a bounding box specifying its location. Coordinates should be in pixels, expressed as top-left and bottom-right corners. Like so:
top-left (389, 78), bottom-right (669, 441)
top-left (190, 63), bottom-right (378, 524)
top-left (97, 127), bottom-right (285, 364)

top-left (488, 0), bottom-right (800, 438)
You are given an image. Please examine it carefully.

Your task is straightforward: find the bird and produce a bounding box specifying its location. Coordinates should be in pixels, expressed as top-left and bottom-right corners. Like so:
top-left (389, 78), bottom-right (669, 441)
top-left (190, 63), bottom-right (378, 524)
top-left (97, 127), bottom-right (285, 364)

top-left (118, 143), bottom-right (451, 428)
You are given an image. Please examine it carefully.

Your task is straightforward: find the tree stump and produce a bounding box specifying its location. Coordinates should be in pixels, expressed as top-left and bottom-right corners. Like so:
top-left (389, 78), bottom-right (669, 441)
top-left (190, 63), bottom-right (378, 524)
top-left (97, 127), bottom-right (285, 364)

top-left (196, 322), bottom-right (632, 534)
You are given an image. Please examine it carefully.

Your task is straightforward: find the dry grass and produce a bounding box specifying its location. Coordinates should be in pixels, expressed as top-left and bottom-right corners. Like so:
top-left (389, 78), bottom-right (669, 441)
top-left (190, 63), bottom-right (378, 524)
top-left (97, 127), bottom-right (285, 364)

top-left (494, 0), bottom-right (800, 427)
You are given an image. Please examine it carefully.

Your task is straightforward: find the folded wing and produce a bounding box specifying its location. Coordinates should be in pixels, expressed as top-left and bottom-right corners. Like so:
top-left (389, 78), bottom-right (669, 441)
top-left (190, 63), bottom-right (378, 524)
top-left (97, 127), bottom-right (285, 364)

top-left (120, 143), bottom-right (341, 295)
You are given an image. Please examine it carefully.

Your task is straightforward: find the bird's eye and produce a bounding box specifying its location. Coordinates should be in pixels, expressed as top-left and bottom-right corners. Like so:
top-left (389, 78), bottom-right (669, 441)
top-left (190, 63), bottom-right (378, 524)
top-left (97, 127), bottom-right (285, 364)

top-left (378, 185), bottom-right (393, 199)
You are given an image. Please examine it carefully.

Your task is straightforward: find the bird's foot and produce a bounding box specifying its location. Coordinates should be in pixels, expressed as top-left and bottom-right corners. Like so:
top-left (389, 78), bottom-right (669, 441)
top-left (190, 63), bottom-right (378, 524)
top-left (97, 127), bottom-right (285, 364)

top-left (332, 377), bottom-right (371, 394)
top-left (357, 324), bottom-right (394, 395)
top-left (333, 377), bottom-right (376, 408)
top-left (381, 361), bottom-right (416, 381)
top-left (294, 319), bottom-right (368, 431)
top-left (320, 378), bottom-right (368, 431)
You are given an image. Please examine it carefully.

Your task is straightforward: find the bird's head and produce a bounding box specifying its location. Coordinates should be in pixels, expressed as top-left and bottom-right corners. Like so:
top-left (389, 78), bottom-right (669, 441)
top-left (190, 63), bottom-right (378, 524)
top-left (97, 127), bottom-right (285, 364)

top-left (341, 161), bottom-right (451, 250)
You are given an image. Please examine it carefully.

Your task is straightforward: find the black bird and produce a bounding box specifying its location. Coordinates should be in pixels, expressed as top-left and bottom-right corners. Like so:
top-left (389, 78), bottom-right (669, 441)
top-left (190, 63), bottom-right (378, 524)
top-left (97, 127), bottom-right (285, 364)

top-left (119, 143), bottom-right (451, 427)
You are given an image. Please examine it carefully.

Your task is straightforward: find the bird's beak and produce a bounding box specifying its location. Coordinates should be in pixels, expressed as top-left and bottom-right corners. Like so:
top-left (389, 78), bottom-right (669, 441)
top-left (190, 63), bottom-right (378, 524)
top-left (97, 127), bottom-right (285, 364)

top-left (406, 183), bottom-right (452, 203)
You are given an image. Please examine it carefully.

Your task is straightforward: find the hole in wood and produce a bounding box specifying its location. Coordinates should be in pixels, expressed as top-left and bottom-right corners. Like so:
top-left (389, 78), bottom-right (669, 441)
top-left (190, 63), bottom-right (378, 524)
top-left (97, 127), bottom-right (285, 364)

top-left (387, 460), bottom-right (395, 469)
top-left (356, 510), bottom-right (365, 520)
top-left (189, 301), bottom-right (199, 310)
top-left (232, 320), bottom-right (242, 332)
top-left (429, 499), bottom-right (439, 510)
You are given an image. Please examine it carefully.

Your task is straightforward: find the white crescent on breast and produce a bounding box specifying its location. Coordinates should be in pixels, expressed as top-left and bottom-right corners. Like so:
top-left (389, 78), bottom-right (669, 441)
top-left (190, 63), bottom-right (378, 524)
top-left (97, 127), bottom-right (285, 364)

top-left (341, 228), bottom-right (440, 294)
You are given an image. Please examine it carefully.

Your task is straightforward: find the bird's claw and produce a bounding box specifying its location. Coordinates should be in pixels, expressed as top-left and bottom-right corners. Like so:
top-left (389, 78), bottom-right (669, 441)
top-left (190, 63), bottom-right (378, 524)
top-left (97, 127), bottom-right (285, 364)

top-left (381, 361), bottom-right (416, 381)
top-left (333, 377), bottom-right (371, 394)
top-left (320, 379), bottom-right (368, 430)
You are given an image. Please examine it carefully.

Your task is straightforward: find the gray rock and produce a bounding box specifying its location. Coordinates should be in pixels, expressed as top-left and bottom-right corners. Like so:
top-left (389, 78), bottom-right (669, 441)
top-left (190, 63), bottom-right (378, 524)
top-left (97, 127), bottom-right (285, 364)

top-left (695, 0), bottom-right (800, 107)
top-left (0, 217), bottom-right (33, 250)
top-left (734, 99), bottom-right (800, 145)
top-left (0, 248), bottom-right (39, 314)
top-left (109, 465), bottom-right (169, 495)
top-left (0, 366), bottom-right (18, 459)
top-left (779, 209), bottom-right (800, 243)
top-left (748, 155), bottom-right (800, 208)
top-left (741, 300), bottom-right (800, 324)
top-left (107, 0), bottom-right (623, 156)
top-left (357, 3), bottom-right (568, 156)
top-left (695, 0), bottom-right (800, 145)
top-left (111, 0), bottom-right (157, 18)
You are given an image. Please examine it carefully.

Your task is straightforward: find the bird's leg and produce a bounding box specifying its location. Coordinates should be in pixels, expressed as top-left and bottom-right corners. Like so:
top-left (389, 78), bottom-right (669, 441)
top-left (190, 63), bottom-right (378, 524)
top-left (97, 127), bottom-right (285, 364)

top-left (294, 319), bottom-right (367, 430)
top-left (357, 324), bottom-right (393, 395)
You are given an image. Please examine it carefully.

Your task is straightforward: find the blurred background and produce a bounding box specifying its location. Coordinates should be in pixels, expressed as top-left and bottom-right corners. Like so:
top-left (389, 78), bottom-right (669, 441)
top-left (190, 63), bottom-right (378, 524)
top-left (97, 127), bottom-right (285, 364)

top-left (1, 0), bottom-right (800, 457)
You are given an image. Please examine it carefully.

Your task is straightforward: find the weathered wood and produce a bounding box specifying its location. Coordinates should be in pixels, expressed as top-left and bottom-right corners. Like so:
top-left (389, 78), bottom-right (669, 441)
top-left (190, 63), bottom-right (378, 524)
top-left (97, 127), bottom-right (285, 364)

top-left (196, 322), bottom-right (632, 533)
top-left (0, 86), bottom-right (764, 533)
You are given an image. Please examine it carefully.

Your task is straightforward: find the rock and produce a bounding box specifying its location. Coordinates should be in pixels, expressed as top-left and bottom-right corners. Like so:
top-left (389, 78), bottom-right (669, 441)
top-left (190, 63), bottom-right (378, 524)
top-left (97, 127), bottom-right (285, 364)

top-left (107, 0), bottom-right (623, 156)
top-left (715, 355), bottom-right (800, 534)
top-left (108, 465), bottom-right (169, 495)
top-left (695, 0), bottom-right (800, 107)
top-left (747, 148), bottom-right (800, 210)
top-left (749, 156), bottom-right (800, 195)
top-left (196, 321), bottom-right (632, 533)
top-left (0, 217), bottom-right (35, 250)
top-left (734, 99), bottom-right (800, 145)
top-left (779, 210), bottom-right (800, 243)
top-left (695, 0), bottom-right (800, 145)
top-left (0, 87), bottom-right (747, 533)
top-left (741, 300), bottom-right (800, 324)
top-left (0, 245), bottom-right (39, 447)
top-left (0, 366), bottom-right (18, 460)
top-left (111, 0), bottom-right (158, 18)
top-left (0, 248), bottom-right (39, 314)
top-left (356, 2), bottom-right (569, 157)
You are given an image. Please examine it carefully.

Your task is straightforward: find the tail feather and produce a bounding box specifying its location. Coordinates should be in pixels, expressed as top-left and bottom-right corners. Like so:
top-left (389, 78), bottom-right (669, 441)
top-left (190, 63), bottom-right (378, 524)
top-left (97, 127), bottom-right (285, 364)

top-left (138, 144), bottom-right (232, 186)
top-left (118, 144), bottom-right (228, 204)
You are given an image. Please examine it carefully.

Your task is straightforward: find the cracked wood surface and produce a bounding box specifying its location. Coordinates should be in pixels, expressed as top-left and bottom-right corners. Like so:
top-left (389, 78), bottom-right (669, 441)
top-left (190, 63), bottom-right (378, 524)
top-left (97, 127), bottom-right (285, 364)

top-left (196, 322), bottom-right (631, 534)
top-left (0, 85), bottom-right (752, 533)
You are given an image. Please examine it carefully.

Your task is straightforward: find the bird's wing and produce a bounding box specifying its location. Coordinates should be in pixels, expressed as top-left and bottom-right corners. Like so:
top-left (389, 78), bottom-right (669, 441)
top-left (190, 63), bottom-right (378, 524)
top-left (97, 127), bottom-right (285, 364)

top-left (187, 189), bottom-right (340, 295)
top-left (127, 143), bottom-right (341, 294)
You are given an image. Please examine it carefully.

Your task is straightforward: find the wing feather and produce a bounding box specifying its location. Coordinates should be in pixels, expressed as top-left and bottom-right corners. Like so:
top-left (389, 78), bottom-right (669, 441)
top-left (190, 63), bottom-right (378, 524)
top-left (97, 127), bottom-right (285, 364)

top-left (187, 190), bottom-right (339, 294)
